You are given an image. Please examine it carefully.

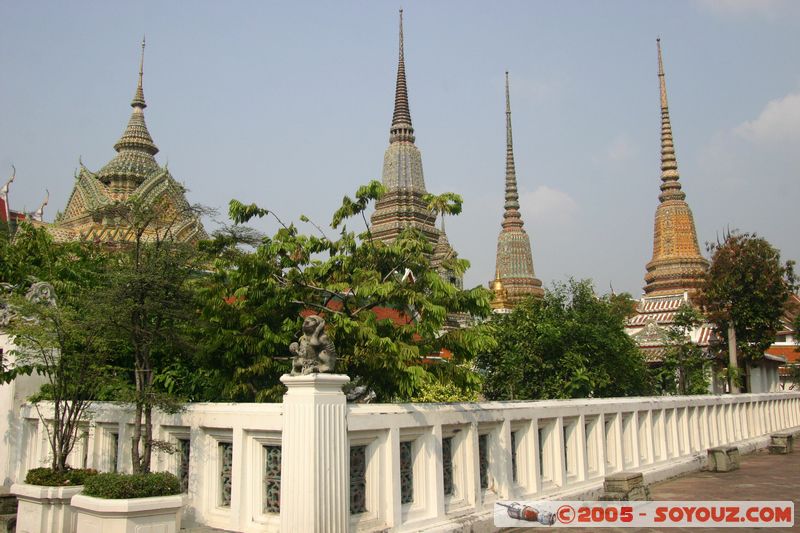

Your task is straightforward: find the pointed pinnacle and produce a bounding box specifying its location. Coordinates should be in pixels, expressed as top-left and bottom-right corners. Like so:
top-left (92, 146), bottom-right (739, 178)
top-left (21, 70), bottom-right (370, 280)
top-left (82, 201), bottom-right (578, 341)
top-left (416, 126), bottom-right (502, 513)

top-left (131, 37), bottom-right (147, 109)
top-left (656, 38), bottom-right (685, 203)
top-left (390, 9), bottom-right (415, 143)
top-left (502, 71), bottom-right (522, 228)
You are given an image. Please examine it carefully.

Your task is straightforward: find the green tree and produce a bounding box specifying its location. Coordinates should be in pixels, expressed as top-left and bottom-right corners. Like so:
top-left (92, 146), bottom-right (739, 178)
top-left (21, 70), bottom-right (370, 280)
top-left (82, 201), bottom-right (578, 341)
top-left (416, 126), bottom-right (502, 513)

top-left (423, 192), bottom-right (463, 233)
top-left (652, 304), bottom-right (710, 395)
top-left (701, 232), bottom-right (796, 390)
top-left (2, 287), bottom-right (109, 472)
top-left (477, 279), bottom-right (652, 400)
top-left (89, 198), bottom-right (204, 473)
top-left (193, 181), bottom-right (495, 402)
top-left (788, 313), bottom-right (800, 390)
top-left (0, 224), bottom-right (109, 473)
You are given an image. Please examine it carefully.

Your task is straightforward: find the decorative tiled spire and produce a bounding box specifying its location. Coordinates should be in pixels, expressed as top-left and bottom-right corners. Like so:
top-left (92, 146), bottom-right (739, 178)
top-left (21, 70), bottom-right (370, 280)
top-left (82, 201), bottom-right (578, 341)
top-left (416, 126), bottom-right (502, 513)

top-left (492, 72), bottom-right (543, 305)
top-left (370, 10), bottom-right (440, 247)
top-left (657, 38), bottom-right (685, 203)
top-left (390, 10), bottom-right (415, 144)
top-left (131, 36), bottom-right (147, 109)
top-left (502, 71), bottom-right (523, 230)
top-left (644, 39), bottom-right (708, 296)
top-left (99, 38), bottom-right (160, 187)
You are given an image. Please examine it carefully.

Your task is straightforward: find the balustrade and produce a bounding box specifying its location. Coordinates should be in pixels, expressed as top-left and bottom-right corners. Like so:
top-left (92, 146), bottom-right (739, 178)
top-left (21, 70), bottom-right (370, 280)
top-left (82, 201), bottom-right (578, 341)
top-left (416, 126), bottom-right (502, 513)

top-left (11, 392), bottom-right (799, 532)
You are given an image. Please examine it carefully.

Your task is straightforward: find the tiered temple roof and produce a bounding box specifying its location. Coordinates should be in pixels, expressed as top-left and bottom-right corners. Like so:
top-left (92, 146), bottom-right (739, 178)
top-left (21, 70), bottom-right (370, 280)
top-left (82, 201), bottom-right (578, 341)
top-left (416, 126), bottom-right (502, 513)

top-left (642, 39), bottom-right (708, 297)
top-left (490, 72), bottom-right (544, 308)
top-left (51, 39), bottom-right (205, 244)
top-left (369, 10), bottom-right (441, 249)
top-left (628, 292), bottom-right (715, 362)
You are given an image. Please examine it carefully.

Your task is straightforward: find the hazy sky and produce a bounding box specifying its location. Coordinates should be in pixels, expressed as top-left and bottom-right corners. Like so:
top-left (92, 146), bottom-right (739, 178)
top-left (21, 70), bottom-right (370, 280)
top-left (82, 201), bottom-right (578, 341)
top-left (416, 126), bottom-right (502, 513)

top-left (2, 1), bottom-right (798, 296)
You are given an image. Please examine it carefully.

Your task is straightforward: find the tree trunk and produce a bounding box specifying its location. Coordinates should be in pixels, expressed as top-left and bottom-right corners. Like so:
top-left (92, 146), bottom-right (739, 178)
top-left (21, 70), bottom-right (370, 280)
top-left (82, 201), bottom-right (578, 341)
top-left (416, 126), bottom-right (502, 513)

top-left (143, 403), bottom-right (153, 473)
top-left (132, 400), bottom-right (143, 473)
top-left (728, 322), bottom-right (740, 394)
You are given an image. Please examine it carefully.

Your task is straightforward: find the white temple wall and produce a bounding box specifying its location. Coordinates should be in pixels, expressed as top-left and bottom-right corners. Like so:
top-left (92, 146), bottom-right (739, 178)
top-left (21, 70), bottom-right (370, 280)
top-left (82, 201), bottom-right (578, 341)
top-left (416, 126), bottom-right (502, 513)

top-left (0, 333), bottom-right (46, 487)
top-left (7, 391), bottom-right (800, 532)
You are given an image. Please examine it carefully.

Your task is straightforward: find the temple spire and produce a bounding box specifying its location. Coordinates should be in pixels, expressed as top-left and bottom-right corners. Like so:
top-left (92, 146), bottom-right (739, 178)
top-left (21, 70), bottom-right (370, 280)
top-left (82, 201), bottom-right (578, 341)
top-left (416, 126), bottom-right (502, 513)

top-left (643, 38), bottom-right (708, 296)
top-left (131, 37), bottom-right (147, 109)
top-left (502, 71), bottom-right (523, 229)
top-left (657, 38), bottom-right (685, 203)
top-left (110, 38), bottom-right (159, 157)
top-left (390, 9), bottom-right (415, 143)
top-left (492, 71), bottom-right (543, 304)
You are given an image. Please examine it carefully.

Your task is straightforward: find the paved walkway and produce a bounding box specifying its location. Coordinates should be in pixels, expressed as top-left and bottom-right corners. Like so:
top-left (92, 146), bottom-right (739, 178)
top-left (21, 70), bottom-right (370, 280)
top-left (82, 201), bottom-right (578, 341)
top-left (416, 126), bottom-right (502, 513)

top-left (535, 448), bottom-right (799, 533)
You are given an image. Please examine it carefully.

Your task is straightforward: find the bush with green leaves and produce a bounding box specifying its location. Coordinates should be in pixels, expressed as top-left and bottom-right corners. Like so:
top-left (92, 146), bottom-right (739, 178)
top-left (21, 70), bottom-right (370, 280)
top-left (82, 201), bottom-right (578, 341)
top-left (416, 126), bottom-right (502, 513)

top-left (24, 467), bottom-right (98, 487)
top-left (192, 182), bottom-right (494, 402)
top-left (477, 279), bottom-right (653, 400)
top-left (82, 472), bottom-right (181, 499)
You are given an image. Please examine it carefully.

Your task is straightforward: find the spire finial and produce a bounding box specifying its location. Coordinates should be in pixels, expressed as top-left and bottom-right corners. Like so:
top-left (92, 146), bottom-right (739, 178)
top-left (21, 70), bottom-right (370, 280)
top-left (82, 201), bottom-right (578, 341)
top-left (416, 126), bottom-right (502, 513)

top-left (399, 9), bottom-right (404, 61)
top-left (656, 38), bottom-right (685, 203)
top-left (502, 71), bottom-right (522, 229)
top-left (657, 37), bottom-right (666, 108)
top-left (131, 36), bottom-right (147, 109)
top-left (389, 9), bottom-right (414, 143)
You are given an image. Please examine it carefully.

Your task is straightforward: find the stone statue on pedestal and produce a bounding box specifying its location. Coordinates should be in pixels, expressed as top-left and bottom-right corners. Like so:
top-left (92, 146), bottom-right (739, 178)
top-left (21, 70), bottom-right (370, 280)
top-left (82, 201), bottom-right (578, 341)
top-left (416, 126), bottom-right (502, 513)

top-left (289, 315), bottom-right (337, 375)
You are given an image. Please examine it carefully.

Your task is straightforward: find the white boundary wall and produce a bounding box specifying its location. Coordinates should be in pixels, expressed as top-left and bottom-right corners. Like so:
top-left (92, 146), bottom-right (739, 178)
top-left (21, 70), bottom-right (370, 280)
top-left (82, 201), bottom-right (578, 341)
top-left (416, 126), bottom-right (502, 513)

top-left (9, 391), bottom-right (800, 532)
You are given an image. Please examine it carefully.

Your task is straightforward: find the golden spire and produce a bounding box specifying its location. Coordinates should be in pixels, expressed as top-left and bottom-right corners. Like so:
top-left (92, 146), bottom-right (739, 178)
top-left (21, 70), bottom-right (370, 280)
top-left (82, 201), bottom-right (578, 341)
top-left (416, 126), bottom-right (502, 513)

top-left (644, 38), bottom-right (708, 296)
top-left (490, 267), bottom-right (511, 312)
top-left (656, 38), bottom-right (685, 203)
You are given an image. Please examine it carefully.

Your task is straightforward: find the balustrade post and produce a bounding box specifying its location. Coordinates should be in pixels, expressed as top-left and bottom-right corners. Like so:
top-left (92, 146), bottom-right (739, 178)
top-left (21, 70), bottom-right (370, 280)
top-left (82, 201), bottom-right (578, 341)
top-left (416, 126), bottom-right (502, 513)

top-left (280, 374), bottom-right (350, 533)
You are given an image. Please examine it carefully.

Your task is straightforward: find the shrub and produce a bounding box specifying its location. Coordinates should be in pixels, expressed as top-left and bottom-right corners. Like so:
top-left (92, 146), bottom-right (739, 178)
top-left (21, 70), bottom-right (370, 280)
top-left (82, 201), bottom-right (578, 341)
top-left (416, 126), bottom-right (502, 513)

top-left (82, 472), bottom-right (182, 499)
top-left (24, 467), bottom-right (98, 486)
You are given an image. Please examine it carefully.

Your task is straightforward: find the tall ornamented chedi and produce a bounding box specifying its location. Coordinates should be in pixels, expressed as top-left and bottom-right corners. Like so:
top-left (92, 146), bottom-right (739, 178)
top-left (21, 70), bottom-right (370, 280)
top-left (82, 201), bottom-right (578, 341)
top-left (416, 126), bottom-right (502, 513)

top-left (50, 39), bottom-right (205, 244)
top-left (490, 72), bottom-right (544, 309)
top-left (642, 39), bottom-right (708, 297)
top-left (626, 39), bottom-right (713, 365)
top-left (370, 10), bottom-right (441, 249)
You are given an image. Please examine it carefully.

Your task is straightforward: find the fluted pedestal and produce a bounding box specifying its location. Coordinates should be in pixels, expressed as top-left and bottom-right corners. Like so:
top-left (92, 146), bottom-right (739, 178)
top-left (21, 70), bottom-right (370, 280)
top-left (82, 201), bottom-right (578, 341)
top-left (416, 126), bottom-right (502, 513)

top-left (280, 373), bottom-right (350, 533)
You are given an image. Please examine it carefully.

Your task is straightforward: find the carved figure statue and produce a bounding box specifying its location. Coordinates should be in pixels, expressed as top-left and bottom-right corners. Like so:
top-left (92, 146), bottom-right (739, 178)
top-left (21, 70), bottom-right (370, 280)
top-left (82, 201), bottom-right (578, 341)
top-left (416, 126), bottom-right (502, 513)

top-left (25, 282), bottom-right (57, 307)
top-left (289, 315), bottom-right (337, 375)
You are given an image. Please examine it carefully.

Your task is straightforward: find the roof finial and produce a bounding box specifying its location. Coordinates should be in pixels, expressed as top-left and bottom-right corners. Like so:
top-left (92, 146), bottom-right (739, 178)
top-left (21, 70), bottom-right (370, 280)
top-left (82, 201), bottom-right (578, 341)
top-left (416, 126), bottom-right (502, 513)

top-left (389, 9), bottom-right (414, 143)
top-left (1, 165), bottom-right (15, 197)
top-left (131, 36), bottom-right (147, 109)
top-left (33, 189), bottom-right (49, 221)
top-left (502, 71), bottom-right (522, 229)
top-left (656, 38), bottom-right (685, 203)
